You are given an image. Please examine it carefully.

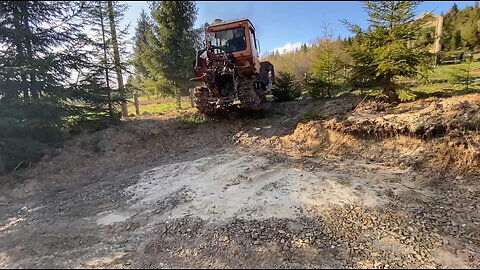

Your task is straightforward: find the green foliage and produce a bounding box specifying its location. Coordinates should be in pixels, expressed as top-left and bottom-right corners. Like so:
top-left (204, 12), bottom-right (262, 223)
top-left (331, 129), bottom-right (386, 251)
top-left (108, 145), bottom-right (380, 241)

top-left (451, 30), bottom-right (462, 50)
top-left (138, 97), bottom-right (192, 115)
top-left (137, 1), bottom-right (201, 97)
top-left (448, 57), bottom-right (480, 92)
top-left (441, 3), bottom-right (480, 51)
top-left (305, 75), bottom-right (330, 98)
top-left (0, 1), bottom-right (122, 174)
top-left (0, 99), bottom-right (65, 172)
top-left (302, 111), bottom-right (326, 121)
top-left (309, 36), bottom-right (346, 98)
top-left (397, 89), bottom-right (417, 102)
top-left (343, 1), bottom-right (433, 102)
top-left (416, 26), bottom-right (436, 47)
top-left (272, 71), bottom-right (302, 102)
top-left (179, 114), bottom-right (206, 128)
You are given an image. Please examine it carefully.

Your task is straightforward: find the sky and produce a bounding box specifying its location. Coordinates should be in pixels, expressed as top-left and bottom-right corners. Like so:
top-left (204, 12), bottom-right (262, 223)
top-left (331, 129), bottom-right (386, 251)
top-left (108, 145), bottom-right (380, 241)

top-left (121, 1), bottom-right (477, 56)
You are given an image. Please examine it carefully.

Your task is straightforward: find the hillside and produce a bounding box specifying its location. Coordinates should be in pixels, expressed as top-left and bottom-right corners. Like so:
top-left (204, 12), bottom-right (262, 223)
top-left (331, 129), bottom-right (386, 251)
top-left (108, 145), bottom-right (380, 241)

top-left (1, 93), bottom-right (479, 268)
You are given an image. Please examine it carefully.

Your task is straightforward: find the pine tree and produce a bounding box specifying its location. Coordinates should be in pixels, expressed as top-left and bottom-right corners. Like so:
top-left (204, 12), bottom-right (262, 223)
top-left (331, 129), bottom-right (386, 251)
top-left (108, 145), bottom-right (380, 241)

top-left (310, 27), bottom-right (345, 98)
top-left (272, 71), bottom-right (302, 102)
top-left (440, 3), bottom-right (480, 51)
top-left (451, 30), bottom-right (462, 49)
top-left (0, 1), bottom-right (118, 173)
top-left (343, 1), bottom-right (432, 101)
top-left (462, 19), bottom-right (480, 50)
top-left (143, 1), bottom-right (199, 106)
top-left (451, 3), bottom-right (459, 13)
top-left (130, 9), bottom-right (153, 113)
top-left (133, 10), bottom-right (152, 81)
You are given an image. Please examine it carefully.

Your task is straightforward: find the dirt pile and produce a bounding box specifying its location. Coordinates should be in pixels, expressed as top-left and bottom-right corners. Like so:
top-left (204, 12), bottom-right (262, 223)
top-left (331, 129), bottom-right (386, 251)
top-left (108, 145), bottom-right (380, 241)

top-left (235, 94), bottom-right (480, 178)
top-left (326, 93), bottom-right (480, 137)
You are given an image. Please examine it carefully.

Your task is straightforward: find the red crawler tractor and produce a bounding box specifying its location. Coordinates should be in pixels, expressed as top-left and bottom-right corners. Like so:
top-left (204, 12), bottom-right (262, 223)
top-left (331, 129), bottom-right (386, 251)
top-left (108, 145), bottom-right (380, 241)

top-left (191, 18), bottom-right (275, 114)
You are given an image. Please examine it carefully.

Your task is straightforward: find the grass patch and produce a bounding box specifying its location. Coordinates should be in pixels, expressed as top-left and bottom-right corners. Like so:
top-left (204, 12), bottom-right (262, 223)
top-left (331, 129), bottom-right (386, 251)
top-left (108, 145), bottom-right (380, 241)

top-left (302, 111), bottom-right (326, 121)
top-left (138, 98), bottom-right (192, 115)
top-left (178, 114), bottom-right (207, 128)
top-left (127, 94), bottom-right (164, 102)
top-left (428, 61), bottom-right (480, 81)
top-left (392, 61), bottom-right (480, 101)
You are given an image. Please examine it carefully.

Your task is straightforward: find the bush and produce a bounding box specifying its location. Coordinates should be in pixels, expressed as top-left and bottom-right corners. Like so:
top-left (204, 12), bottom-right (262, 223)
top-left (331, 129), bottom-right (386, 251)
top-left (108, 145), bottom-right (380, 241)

top-left (272, 71), bottom-right (302, 102)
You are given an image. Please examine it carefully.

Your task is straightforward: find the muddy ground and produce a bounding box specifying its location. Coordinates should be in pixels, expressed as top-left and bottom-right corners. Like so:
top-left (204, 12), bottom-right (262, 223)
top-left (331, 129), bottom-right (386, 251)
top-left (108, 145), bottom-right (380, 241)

top-left (1, 93), bottom-right (480, 268)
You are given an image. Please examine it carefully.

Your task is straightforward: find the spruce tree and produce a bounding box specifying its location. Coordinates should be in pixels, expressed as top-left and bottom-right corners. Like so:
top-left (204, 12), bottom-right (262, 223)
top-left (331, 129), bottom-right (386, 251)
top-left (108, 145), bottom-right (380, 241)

top-left (142, 1), bottom-right (199, 101)
top-left (0, 1), bottom-right (118, 173)
top-left (343, 1), bottom-right (432, 101)
top-left (130, 9), bottom-right (153, 112)
top-left (310, 28), bottom-right (345, 98)
top-left (272, 71), bottom-right (302, 102)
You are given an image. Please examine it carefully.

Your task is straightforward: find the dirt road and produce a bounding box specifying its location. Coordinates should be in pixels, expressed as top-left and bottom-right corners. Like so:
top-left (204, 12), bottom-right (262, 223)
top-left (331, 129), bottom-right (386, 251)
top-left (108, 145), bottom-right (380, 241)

top-left (1, 94), bottom-right (479, 268)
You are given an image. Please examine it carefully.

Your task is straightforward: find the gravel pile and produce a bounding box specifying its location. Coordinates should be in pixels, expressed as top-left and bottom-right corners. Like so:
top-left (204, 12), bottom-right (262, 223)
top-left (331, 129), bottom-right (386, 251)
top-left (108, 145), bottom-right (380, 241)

top-left (136, 199), bottom-right (480, 269)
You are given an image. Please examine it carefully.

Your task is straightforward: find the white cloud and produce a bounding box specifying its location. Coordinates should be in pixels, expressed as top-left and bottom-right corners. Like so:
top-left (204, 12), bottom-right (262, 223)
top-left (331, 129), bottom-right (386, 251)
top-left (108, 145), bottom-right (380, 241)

top-left (260, 42), bottom-right (312, 58)
top-left (272, 42), bottom-right (304, 55)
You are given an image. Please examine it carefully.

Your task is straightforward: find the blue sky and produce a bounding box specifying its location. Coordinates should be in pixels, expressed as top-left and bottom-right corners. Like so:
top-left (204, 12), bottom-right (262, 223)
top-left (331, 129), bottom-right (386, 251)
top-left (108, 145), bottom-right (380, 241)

top-left (121, 1), bottom-right (476, 56)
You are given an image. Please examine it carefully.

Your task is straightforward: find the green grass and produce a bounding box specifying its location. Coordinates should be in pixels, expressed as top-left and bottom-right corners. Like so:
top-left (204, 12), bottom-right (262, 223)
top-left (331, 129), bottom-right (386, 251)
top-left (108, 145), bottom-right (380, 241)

top-left (127, 95), bottom-right (164, 102)
top-left (178, 114), bottom-right (207, 128)
top-left (302, 111), bottom-right (326, 121)
top-left (137, 98), bottom-right (193, 115)
top-left (392, 61), bottom-right (480, 101)
top-left (427, 61), bottom-right (480, 81)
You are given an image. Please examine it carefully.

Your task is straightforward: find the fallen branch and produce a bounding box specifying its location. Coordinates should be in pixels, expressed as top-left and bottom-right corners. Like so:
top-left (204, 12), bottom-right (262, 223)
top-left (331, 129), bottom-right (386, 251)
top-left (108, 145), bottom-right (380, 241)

top-left (13, 161), bottom-right (24, 171)
top-left (462, 131), bottom-right (477, 153)
top-left (352, 95), bottom-right (368, 112)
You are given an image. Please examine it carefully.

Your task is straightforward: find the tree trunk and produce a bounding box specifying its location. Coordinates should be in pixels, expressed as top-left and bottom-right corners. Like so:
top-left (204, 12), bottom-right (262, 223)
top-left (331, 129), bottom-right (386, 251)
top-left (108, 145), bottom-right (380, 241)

top-left (176, 90), bottom-right (182, 110)
top-left (100, 2), bottom-right (114, 122)
top-left (189, 88), bottom-right (195, 108)
top-left (134, 90), bottom-right (140, 115)
top-left (107, 1), bottom-right (128, 117)
top-left (13, 4), bottom-right (28, 100)
top-left (383, 76), bottom-right (398, 103)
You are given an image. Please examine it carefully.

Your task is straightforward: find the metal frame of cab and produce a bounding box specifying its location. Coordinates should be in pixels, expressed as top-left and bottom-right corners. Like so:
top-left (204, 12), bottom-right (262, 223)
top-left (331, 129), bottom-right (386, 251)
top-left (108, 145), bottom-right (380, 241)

top-left (204, 18), bottom-right (260, 74)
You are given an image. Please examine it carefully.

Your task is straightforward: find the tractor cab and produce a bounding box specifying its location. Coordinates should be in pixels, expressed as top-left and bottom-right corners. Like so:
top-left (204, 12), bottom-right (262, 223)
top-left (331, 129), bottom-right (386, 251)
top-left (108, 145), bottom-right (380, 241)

top-left (194, 18), bottom-right (260, 77)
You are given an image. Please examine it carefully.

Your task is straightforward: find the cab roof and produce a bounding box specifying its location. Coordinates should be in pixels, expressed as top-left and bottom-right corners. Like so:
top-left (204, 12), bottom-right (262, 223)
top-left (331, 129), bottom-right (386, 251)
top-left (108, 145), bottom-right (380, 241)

top-left (207, 18), bottom-right (255, 31)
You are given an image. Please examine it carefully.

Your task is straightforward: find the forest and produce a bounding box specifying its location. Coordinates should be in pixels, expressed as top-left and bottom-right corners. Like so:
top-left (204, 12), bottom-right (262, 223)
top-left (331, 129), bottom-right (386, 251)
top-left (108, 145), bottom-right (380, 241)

top-left (0, 1), bottom-right (204, 173)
